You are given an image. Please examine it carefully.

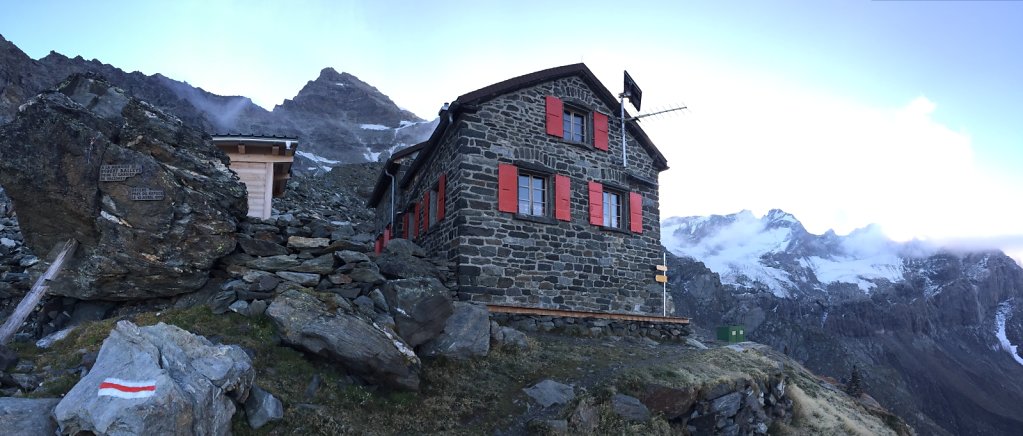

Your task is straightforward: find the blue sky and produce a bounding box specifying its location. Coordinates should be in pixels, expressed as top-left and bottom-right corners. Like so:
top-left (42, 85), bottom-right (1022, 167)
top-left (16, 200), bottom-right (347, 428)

top-left (2, 0), bottom-right (1022, 258)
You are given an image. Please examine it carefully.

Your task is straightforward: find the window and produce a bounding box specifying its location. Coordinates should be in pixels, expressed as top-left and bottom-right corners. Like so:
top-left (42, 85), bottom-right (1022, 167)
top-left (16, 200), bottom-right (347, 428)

top-left (429, 186), bottom-right (439, 226)
top-left (589, 181), bottom-right (644, 234)
top-left (563, 108), bottom-right (587, 143)
top-left (518, 172), bottom-right (547, 216)
top-left (602, 190), bottom-right (623, 229)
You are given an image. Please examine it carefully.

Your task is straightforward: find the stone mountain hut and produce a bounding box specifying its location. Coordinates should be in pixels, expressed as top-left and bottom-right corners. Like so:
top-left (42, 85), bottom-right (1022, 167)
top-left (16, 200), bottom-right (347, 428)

top-left (368, 63), bottom-right (672, 316)
top-left (212, 135), bottom-right (298, 219)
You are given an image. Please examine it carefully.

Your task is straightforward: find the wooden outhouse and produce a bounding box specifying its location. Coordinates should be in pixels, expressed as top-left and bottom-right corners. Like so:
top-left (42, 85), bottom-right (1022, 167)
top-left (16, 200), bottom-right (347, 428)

top-left (212, 135), bottom-right (298, 219)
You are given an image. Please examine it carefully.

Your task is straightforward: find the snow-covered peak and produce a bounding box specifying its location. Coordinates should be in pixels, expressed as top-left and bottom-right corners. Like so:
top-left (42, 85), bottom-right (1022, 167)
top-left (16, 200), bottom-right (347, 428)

top-left (662, 210), bottom-right (908, 297)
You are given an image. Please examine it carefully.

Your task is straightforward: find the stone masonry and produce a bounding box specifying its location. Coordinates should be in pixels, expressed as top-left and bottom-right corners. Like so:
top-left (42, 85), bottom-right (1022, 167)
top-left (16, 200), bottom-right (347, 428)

top-left (371, 64), bottom-right (671, 315)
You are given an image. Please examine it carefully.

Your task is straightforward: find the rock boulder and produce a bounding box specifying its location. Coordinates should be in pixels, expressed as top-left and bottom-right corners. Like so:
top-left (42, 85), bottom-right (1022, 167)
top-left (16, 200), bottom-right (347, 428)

top-left (266, 289), bottom-right (421, 390)
top-left (382, 278), bottom-right (453, 347)
top-left (54, 321), bottom-right (254, 435)
top-left (0, 74), bottom-right (247, 300)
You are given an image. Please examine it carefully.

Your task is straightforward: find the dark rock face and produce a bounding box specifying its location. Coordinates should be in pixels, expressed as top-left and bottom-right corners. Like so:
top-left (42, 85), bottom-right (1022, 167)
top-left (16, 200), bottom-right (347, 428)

top-left (0, 75), bottom-right (247, 299)
top-left (671, 251), bottom-right (1023, 435)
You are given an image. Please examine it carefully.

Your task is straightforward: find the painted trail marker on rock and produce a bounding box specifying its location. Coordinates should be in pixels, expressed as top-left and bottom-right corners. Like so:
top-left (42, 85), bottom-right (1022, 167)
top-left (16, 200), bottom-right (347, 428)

top-left (98, 378), bottom-right (156, 399)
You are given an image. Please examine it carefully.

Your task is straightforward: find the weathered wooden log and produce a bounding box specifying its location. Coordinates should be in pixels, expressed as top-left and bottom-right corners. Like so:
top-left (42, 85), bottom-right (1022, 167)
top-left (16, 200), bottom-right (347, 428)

top-left (0, 238), bottom-right (77, 345)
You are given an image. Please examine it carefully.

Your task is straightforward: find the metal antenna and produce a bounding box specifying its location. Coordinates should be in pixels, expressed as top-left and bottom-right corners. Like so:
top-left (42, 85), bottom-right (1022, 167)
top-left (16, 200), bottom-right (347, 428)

top-left (626, 104), bottom-right (688, 122)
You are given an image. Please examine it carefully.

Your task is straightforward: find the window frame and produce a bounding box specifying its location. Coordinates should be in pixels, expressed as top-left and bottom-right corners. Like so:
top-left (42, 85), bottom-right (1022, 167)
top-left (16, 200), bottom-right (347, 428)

top-left (561, 102), bottom-right (590, 144)
top-left (516, 170), bottom-right (550, 217)
top-left (601, 187), bottom-right (627, 230)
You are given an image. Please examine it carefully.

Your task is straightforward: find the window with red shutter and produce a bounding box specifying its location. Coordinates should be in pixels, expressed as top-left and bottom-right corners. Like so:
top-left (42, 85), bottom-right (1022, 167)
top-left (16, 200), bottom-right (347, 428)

top-left (588, 181), bottom-right (603, 226)
top-left (498, 163), bottom-right (518, 213)
top-left (555, 174), bottom-right (571, 221)
top-left (593, 112), bottom-right (609, 151)
top-left (437, 173), bottom-right (446, 220)
top-left (545, 96), bottom-right (564, 137)
top-left (630, 192), bottom-right (643, 233)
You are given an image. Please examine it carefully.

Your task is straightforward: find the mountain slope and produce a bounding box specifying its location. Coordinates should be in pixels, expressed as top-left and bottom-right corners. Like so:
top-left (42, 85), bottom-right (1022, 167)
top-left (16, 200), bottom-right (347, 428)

top-left (0, 34), bottom-right (432, 173)
top-left (664, 209), bottom-right (1023, 435)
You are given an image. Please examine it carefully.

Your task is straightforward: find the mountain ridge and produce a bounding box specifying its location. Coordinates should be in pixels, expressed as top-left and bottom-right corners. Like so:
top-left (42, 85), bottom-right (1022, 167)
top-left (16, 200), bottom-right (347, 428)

top-left (0, 34), bottom-right (434, 174)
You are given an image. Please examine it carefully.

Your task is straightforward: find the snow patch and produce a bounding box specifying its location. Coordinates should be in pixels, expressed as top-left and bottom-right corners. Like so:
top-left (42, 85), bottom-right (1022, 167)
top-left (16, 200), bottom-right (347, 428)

top-left (364, 151), bottom-right (382, 162)
top-left (804, 254), bottom-right (903, 293)
top-left (359, 123), bottom-right (390, 131)
top-left (995, 300), bottom-right (1023, 367)
top-left (295, 150), bottom-right (340, 165)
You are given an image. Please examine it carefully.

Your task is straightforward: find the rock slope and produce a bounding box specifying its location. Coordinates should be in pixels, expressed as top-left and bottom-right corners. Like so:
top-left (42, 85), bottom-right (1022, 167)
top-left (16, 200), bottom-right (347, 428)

top-left (665, 210), bottom-right (1023, 435)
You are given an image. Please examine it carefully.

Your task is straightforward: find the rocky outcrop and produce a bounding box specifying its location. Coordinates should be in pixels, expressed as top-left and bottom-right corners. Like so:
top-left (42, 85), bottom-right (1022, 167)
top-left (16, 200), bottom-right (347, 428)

top-left (266, 289), bottom-right (421, 391)
top-left (54, 321), bottom-right (254, 435)
top-left (0, 74), bottom-right (247, 300)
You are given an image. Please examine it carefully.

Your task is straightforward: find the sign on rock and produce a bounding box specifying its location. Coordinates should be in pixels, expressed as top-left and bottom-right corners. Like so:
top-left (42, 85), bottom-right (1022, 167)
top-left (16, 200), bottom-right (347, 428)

top-left (98, 378), bottom-right (157, 399)
top-left (99, 165), bottom-right (142, 182)
top-left (129, 187), bottom-right (164, 201)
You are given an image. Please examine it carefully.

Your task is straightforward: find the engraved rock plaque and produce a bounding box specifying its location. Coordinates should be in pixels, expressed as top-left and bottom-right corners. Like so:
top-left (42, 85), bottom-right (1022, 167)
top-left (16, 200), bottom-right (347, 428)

top-left (129, 187), bottom-right (164, 201)
top-left (100, 165), bottom-right (142, 182)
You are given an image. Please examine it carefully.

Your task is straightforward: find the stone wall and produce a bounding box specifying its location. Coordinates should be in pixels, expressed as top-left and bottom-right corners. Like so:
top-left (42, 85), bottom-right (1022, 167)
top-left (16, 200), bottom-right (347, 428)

top-left (380, 75), bottom-right (670, 315)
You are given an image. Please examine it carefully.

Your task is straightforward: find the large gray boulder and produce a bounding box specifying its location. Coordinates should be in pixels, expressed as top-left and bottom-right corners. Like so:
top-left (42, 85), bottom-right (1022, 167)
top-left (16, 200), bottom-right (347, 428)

top-left (54, 321), bottom-right (254, 435)
top-left (382, 278), bottom-right (453, 347)
top-left (0, 74), bottom-right (247, 300)
top-left (420, 302), bottom-right (490, 359)
top-left (0, 397), bottom-right (60, 435)
top-left (266, 289), bottom-right (421, 390)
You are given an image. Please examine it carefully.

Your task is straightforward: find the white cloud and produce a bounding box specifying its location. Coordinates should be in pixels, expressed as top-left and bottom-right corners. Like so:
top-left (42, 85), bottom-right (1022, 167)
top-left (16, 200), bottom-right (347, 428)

top-left (635, 59), bottom-right (1023, 255)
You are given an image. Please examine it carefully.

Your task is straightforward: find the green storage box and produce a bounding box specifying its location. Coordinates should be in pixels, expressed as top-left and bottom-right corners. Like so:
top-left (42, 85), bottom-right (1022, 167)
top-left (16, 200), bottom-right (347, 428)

top-left (716, 325), bottom-right (745, 343)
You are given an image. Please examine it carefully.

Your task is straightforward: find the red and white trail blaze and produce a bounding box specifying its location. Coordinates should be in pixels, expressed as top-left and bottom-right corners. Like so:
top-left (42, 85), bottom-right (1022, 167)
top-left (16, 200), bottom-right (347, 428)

top-left (97, 378), bottom-right (157, 399)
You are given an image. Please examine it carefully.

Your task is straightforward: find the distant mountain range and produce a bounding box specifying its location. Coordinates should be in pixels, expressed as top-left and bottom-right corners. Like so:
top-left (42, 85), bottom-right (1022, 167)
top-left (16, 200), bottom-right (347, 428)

top-left (0, 34), bottom-right (435, 174)
top-left (663, 209), bottom-right (1023, 435)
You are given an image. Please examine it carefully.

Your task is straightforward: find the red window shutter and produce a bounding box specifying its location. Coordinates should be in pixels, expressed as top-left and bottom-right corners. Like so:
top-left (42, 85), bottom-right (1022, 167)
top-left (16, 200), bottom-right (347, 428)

top-left (422, 192), bottom-right (431, 232)
top-left (593, 112), bottom-right (609, 151)
top-left (383, 225), bottom-right (391, 246)
top-left (403, 213), bottom-right (410, 239)
top-left (412, 204), bottom-right (420, 239)
top-left (630, 192), bottom-right (643, 233)
top-left (555, 174), bottom-right (571, 221)
top-left (437, 173), bottom-right (446, 220)
top-left (545, 96), bottom-right (564, 137)
top-left (588, 181), bottom-right (603, 226)
top-left (498, 163), bottom-right (518, 213)
top-left (374, 236), bottom-right (383, 255)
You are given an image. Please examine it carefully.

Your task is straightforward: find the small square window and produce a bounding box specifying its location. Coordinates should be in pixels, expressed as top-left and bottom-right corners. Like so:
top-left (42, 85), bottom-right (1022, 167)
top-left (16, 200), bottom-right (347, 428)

top-left (563, 108), bottom-right (587, 143)
top-left (603, 190), bottom-right (624, 229)
top-left (517, 172), bottom-right (548, 216)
